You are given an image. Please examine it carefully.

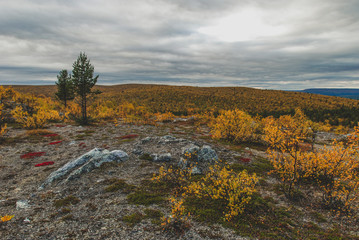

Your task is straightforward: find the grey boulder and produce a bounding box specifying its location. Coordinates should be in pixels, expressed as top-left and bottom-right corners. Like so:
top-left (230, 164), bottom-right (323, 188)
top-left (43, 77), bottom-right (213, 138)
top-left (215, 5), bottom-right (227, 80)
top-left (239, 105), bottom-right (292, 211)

top-left (40, 148), bottom-right (128, 189)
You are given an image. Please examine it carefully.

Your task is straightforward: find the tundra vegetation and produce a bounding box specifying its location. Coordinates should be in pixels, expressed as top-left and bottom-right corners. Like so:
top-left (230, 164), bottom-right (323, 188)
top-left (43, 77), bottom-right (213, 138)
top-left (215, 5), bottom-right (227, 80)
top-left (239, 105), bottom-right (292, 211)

top-left (1, 83), bottom-right (359, 239)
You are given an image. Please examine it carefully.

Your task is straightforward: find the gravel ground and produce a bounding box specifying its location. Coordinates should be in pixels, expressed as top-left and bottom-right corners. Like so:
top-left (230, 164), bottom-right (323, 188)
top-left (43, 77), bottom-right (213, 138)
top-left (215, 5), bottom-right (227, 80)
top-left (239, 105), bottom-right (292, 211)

top-left (0, 122), bottom-right (249, 240)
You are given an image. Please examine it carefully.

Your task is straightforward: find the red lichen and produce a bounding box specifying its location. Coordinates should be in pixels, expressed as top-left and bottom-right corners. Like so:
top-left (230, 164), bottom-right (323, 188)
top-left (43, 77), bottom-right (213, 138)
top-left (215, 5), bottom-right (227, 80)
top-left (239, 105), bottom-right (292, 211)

top-left (240, 157), bottom-right (251, 163)
top-left (35, 161), bottom-right (54, 167)
top-left (49, 140), bottom-right (62, 145)
top-left (20, 152), bottom-right (46, 159)
top-left (118, 134), bottom-right (139, 139)
top-left (43, 134), bottom-right (59, 137)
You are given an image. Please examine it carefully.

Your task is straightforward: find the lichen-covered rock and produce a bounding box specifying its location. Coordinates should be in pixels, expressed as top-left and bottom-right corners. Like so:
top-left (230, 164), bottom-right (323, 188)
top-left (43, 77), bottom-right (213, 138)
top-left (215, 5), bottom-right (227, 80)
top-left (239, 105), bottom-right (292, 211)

top-left (182, 144), bottom-right (218, 163)
top-left (198, 145), bottom-right (218, 162)
top-left (158, 135), bottom-right (179, 144)
top-left (158, 135), bottom-right (186, 144)
top-left (150, 153), bottom-right (172, 162)
top-left (191, 166), bottom-right (202, 175)
top-left (132, 146), bottom-right (143, 155)
top-left (141, 137), bottom-right (152, 144)
top-left (40, 148), bottom-right (128, 189)
top-left (179, 144), bottom-right (218, 173)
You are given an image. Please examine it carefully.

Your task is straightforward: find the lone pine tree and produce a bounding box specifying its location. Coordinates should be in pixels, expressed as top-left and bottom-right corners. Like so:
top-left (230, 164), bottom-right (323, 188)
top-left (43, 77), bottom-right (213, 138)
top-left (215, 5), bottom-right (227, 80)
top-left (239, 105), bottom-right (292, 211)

top-left (55, 69), bottom-right (74, 108)
top-left (71, 52), bottom-right (99, 124)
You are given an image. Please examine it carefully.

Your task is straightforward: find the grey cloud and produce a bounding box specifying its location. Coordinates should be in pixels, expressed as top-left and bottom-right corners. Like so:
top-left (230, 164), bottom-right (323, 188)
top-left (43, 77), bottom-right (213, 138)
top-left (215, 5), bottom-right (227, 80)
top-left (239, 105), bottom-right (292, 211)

top-left (0, 0), bottom-right (359, 90)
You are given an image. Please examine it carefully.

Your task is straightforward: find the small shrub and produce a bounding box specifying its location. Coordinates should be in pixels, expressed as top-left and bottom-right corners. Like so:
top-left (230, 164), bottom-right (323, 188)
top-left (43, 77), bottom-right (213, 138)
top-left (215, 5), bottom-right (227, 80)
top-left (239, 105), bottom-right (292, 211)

top-left (0, 215), bottom-right (14, 223)
top-left (185, 164), bottom-right (258, 221)
top-left (162, 197), bottom-right (191, 234)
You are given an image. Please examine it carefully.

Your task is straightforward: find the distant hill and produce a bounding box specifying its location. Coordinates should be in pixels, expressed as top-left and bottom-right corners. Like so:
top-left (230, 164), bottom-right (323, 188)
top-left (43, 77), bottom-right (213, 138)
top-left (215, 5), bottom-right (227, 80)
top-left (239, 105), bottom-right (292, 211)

top-left (302, 88), bottom-right (359, 100)
top-left (6, 84), bottom-right (359, 126)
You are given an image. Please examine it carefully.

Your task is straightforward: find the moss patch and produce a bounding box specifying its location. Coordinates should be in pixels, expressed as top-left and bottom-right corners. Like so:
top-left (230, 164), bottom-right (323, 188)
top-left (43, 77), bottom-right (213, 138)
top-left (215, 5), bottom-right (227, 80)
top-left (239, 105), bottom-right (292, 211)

top-left (53, 195), bottom-right (80, 208)
top-left (127, 190), bottom-right (166, 206)
top-left (104, 178), bottom-right (136, 193)
top-left (139, 153), bottom-right (153, 161)
top-left (230, 157), bottom-right (273, 176)
top-left (122, 212), bottom-right (144, 226)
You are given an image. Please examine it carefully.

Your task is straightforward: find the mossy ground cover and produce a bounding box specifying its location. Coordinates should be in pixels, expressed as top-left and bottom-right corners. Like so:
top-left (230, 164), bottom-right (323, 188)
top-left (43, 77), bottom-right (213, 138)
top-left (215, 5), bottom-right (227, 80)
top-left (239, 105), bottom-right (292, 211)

top-left (184, 192), bottom-right (359, 239)
top-left (53, 195), bottom-right (80, 208)
top-left (104, 178), bottom-right (136, 193)
top-left (230, 157), bottom-right (274, 176)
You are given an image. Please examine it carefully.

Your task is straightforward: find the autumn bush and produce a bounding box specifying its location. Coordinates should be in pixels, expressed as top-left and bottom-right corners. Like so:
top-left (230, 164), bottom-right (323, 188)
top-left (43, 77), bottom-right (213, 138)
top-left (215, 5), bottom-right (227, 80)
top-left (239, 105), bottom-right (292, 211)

top-left (152, 160), bottom-right (258, 231)
top-left (185, 164), bottom-right (258, 221)
top-left (264, 109), bottom-right (359, 210)
top-left (211, 109), bottom-right (260, 143)
top-left (263, 109), bottom-right (313, 197)
top-left (12, 106), bottom-right (61, 129)
top-left (0, 103), bottom-right (7, 137)
top-left (155, 112), bottom-right (175, 123)
top-left (0, 86), bottom-right (19, 137)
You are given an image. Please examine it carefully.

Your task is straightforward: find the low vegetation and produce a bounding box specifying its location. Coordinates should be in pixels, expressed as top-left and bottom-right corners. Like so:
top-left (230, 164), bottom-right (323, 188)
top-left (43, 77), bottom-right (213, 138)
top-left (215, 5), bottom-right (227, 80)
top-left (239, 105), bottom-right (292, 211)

top-left (1, 83), bottom-right (359, 239)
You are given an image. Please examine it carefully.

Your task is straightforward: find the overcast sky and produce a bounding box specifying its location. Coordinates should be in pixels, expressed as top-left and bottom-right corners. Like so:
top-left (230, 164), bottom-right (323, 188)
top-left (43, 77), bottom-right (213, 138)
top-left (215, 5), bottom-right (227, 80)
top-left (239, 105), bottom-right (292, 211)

top-left (1, 0), bottom-right (359, 90)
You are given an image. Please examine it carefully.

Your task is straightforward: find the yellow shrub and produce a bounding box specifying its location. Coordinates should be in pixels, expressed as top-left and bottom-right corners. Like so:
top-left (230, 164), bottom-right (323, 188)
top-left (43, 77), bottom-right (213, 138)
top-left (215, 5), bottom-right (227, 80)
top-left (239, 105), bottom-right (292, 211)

top-left (185, 164), bottom-right (258, 221)
top-left (301, 132), bottom-right (359, 210)
top-left (265, 111), bottom-right (359, 209)
top-left (155, 112), bottom-right (175, 122)
top-left (0, 215), bottom-right (14, 223)
top-left (0, 104), bottom-right (6, 137)
top-left (154, 162), bottom-right (258, 223)
top-left (211, 109), bottom-right (259, 143)
top-left (89, 104), bottom-right (117, 120)
top-left (11, 106), bottom-right (60, 129)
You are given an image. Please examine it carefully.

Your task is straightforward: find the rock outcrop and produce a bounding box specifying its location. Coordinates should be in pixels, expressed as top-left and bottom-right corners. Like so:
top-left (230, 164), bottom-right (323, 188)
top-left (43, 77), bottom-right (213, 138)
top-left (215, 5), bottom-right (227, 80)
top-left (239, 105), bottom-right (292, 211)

top-left (40, 148), bottom-right (128, 189)
top-left (179, 144), bottom-right (219, 174)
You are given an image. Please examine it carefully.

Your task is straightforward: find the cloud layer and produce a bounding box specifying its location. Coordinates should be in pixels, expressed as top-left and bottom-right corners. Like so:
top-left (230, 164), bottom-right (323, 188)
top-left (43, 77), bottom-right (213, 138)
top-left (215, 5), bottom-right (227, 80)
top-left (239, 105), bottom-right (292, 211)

top-left (1, 0), bottom-right (359, 89)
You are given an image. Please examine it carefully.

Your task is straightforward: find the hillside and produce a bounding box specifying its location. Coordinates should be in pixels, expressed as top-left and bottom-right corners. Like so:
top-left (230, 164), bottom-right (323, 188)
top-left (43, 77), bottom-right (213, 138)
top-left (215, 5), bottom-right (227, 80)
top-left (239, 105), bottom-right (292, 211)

top-left (9, 84), bottom-right (359, 126)
top-left (302, 88), bottom-right (359, 100)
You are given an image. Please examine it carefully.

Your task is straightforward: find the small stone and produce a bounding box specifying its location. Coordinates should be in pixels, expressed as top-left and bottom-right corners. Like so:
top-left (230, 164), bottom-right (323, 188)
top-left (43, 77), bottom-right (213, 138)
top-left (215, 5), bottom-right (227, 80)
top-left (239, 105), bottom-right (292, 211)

top-left (158, 153), bottom-right (171, 162)
top-left (141, 137), bottom-right (152, 144)
top-left (24, 218), bottom-right (31, 223)
top-left (191, 166), bottom-right (202, 175)
top-left (132, 147), bottom-right (143, 155)
top-left (16, 200), bottom-right (30, 210)
top-left (158, 135), bottom-right (179, 144)
top-left (150, 154), bottom-right (159, 161)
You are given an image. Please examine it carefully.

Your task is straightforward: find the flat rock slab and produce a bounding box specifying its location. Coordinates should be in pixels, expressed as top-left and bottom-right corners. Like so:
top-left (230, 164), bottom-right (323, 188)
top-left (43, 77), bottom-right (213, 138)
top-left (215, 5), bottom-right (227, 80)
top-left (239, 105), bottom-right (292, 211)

top-left (40, 148), bottom-right (128, 189)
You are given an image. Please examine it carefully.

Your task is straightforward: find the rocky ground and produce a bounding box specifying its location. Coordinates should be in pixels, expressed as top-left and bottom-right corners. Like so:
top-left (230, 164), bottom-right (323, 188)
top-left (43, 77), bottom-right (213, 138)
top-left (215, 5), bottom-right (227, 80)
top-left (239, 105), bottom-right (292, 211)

top-left (0, 121), bottom-right (251, 240)
top-left (1, 120), bottom-right (358, 240)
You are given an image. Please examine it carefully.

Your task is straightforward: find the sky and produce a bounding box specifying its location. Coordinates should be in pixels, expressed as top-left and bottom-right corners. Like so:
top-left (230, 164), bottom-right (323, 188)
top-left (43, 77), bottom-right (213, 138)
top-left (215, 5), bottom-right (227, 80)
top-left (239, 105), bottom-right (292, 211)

top-left (0, 0), bottom-right (359, 90)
